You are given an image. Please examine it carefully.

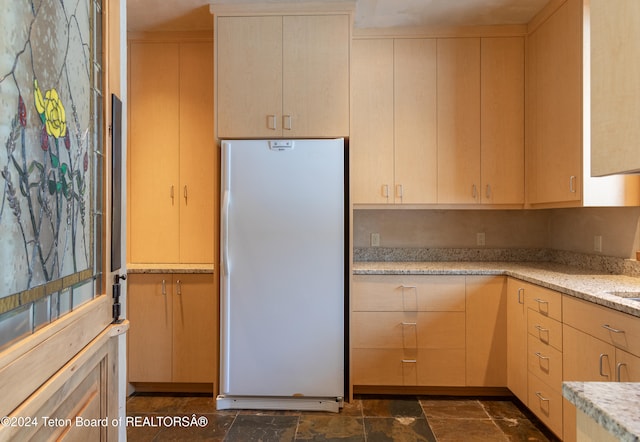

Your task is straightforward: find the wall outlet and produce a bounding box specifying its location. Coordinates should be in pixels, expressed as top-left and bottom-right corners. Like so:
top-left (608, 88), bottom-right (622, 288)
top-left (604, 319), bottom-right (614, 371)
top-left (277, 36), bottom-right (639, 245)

top-left (371, 233), bottom-right (381, 247)
top-left (594, 235), bottom-right (603, 253)
top-left (477, 232), bottom-right (486, 246)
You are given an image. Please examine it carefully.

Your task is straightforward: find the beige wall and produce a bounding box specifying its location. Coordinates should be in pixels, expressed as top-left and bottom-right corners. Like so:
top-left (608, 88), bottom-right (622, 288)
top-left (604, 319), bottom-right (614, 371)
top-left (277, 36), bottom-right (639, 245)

top-left (354, 207), bottom-right (640, 259)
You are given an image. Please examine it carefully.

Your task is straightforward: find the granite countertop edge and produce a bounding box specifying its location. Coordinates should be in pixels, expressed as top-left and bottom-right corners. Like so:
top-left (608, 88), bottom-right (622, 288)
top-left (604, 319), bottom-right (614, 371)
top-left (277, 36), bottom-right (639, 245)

top-left (563, 382), bottom-right (640, 442)
top-left (353, 261), bottom-right (640, 318)
top-left (126, 264), bottom-right (215, 274)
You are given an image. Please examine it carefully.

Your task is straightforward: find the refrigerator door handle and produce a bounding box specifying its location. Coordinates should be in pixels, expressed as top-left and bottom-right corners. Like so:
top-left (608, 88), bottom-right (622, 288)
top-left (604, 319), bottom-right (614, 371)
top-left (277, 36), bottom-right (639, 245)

top-left (222, 190), bottom-right (230, 276)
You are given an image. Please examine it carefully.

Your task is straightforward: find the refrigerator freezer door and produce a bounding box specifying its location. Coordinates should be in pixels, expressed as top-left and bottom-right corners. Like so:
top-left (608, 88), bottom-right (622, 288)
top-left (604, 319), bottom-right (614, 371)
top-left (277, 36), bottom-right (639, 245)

top-left (220, 139), bottom-right (345, 398)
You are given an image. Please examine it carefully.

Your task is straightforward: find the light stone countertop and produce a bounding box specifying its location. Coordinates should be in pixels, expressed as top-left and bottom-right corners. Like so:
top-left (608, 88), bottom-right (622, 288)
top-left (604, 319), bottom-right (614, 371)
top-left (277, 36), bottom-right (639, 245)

top-left (127, 263), bottom-right (214, 274)
top-left (353, 261), bottom-right (640, 318)
top-left (563, 382), bottom-right (640, 442)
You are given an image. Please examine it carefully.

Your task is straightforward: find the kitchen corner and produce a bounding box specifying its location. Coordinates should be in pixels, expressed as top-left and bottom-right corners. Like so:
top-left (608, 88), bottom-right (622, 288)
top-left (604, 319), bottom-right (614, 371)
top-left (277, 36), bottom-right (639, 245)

top-left (352, 247), bottom-right (640, 440)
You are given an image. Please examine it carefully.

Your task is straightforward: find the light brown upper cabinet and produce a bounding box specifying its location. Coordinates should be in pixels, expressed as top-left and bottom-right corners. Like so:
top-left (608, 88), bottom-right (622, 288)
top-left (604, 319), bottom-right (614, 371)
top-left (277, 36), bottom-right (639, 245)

top-left (216, 14), bottom-right (350, 138)
top-left (526, 0), bottom-right (640, 207)
top-left (129, 41), bottom-right (215, 264)
top-left (481, 37), bottom-right (525, 205)
top-left (351, 38), bottom-right (437, 205)
top-left (591, 0), bottom-right (640, 176)
top-left (352, 36), bottom-right (524, 207)
top-left (437, 38), bottom-right (481, 204)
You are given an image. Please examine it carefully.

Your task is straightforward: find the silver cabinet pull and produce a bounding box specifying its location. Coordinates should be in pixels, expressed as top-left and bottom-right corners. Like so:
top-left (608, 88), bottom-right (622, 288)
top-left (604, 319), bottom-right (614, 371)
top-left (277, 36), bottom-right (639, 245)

top-left (402, 359), bottom-right (417, 363)
top-left (599, 353), bottom-right (610, 378)
top-left (517, 288), bottom-right (524, 304)
top-left (170, 185), bottom-right (175, 204)
top-left (183, 186), bottom-right (188, 204)
top-left (535, 392), bottom-right (549, 402)
top-left (161, 279), bottom-right (167, 296)
top-left (472, 184), bottom-right (478, 199)
top-left (267, 114), bottom-right (277, 130)
top-left (401, 322), bottom-right (417, 348)
top-left (486, 184), bottom-right (491, 199)
top-left (569, 175), bottom-right (577, 193)
top-left (382, 184), bottom-right (389, 201)
top-left (535, 325), bottom-right (550, 344)
top-left (176, 280), bottom-right (182, 295)
top-left (616, 362), bottom-right (627, 382)
top-left (534, 352), bottom-right (550, 360)
top-left (400, 285), bottom-right (418, 311)
top-left (283, 115), bottom-right (292, 130)
top-left (602, 324), bottom-right (624, 334)
top-left (534, 298), bottom-right (549, 304)
top-left (396, 184), bottom-right (403, 202)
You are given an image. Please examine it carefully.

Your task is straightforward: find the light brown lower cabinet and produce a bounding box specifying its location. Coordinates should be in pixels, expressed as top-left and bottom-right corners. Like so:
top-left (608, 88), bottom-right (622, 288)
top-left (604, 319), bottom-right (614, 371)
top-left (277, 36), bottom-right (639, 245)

top-left (351, 275), bottom-right (467, 387)
top-left (352, 274), bottom-right (640, 441)
top-left (127, 273), bottom-right (216, 384)
top-left (351, 275), bottom-right (506, 388)
top-left (507, 278), bottom-right (528, 404)
top-left (465, 276), bottom-right (507, 387)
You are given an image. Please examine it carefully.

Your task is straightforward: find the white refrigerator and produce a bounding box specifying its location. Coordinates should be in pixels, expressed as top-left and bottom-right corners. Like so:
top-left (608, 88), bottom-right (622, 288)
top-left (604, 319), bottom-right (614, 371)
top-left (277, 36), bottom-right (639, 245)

top-left (216, 139), bottom-right (346, 412)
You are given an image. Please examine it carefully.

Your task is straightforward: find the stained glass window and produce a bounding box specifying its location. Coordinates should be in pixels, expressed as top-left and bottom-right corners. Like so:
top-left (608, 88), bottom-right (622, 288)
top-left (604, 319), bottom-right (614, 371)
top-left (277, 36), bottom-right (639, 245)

top-left (0, 0), bottom-right (104, 348)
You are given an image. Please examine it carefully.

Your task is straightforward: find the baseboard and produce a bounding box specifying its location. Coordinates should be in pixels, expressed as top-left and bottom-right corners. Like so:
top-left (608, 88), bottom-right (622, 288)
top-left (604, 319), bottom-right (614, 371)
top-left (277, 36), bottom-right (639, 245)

top-left (353, 385), bottom-right (513, 397)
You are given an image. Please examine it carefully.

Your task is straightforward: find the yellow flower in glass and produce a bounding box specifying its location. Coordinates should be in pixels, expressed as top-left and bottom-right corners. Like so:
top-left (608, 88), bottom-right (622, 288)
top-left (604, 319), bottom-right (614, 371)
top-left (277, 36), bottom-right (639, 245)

top-left (44, 88), bottom-right (67, 139)
top-left (34, 79), bottom-right (46, 116)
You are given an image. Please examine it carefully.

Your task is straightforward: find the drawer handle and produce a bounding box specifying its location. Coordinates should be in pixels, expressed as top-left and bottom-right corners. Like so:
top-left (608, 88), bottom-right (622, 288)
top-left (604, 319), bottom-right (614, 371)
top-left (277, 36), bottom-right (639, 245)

top-left (616, 362), bottom-right (627, 382)
top-left (533, 298), bottom-right (549, 305)
top-left (535, 325), bottom-right (549, 333)
top-left (534, 352), bottom-right (550, 361)
top-left (535, 392), bottom-right (549, 402)
top-left (162, 279), bottom-right (167, 296)
top-left (599, 353), bottom-right (610, 378)
top-left (400, 285), bottom-right (417, 290)
top-left (517, 288), bottom-right (525, 304)
top-left (401, 322), bottom-right (417, 326)
top-left (402, 359), bottom-right (417, 364)
top-left (602, 324), bottom-right (624, 334)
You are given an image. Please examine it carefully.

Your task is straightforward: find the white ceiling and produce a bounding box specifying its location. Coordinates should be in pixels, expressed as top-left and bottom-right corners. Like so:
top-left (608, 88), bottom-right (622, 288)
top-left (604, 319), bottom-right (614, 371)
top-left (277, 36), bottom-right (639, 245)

top-left (127, 0), bottom-right (550, 32)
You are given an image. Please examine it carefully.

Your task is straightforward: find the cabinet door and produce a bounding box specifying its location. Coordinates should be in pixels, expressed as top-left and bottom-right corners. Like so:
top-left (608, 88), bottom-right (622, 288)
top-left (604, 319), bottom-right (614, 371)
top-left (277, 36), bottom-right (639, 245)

top-left (216, 16), bottom-right (283, 138)
top-left (481, 37), bottom-right (524, 205)
top-left (129, 43), bottom-right (180, 263)
top-left (527, 0), bottom-right (582, 205)
top-left (394, 39), bottom-right (438, 204)
top-left (563, 324), bottom-right (614, 442)
top-left (465, 276), bottom-right (507, 386)
top-left (351, 39), bottom-right (394, 204)
top-left (615, 348), bottom-right (640, 382)
top-left (437, 38), bottom-right (481, 204)
top-left (179, 42), bottom-right (215, 264)
top-left (127, 274), bottom-right (173, 382)
top-left (507, 279), bottom-right (528, 404)
top-left (282, 15), bottom-right (349, 137)
top-left (172, 274), bottom-right (216, 383)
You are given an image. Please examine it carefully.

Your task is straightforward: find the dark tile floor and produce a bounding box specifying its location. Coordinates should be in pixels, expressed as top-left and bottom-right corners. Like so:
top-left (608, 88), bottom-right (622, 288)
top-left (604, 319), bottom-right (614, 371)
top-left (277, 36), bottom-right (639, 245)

top-left (125, 394), bottom-right (560, 441)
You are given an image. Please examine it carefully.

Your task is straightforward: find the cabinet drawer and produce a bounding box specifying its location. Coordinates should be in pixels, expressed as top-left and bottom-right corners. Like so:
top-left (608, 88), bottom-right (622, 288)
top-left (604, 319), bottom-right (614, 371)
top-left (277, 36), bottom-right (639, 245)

top-left (527, 334), bottom-right (563, 391)
top-left (527, 309), bottom-right (563, 351)
top-left (352, 312), bottom-right (465, 349)
top-left (524, 284), bottom-right (562, 321)
top-left (352, 275), bottom-right (466, 312)
top-left (563, 295), bottom-right (640, 357)
top-left (352, 348), bottom-right (465, 386)
top-left (528, 373), bottom-right (563, 438)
